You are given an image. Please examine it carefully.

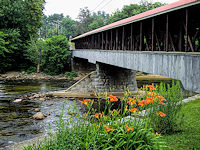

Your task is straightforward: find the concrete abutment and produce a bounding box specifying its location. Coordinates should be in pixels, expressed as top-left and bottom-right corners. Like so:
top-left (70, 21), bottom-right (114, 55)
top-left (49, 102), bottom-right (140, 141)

top-left (70, 58), bottom-right (137, 92)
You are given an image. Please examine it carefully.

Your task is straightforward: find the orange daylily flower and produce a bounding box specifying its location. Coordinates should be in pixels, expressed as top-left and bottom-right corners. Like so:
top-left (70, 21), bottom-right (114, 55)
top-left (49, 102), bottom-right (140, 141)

top-left (129, 108), bottom-right (139, 113)
top-left (109, 95), bottom-right (118, 102)
top-left (127, 97), bottom-right (136, 105)
top-left (104, 126), bottom-right (114, 132)
top-left (148, 92), bottom-right (157, 97)
top-left (158, 111), bottom-right (166, 117)
top-left (91, 112), bottom-right (104, 119)
top-left (79, 99), bottom-right (91, 106)
top-left (158, 96), bottom-right (166, 105)
top-left (145, 97), bottom-right (154, 104)
top-left (146, 85), bottom-right (156, 91)
top-left (138, 100), bottom-right (145, 107)
top-left (125, 124), bottom-right (133, 131)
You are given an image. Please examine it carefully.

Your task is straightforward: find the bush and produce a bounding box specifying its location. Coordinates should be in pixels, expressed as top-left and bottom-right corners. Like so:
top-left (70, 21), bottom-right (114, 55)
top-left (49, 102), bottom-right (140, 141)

top-left (42, 35), bottom-right (70, 75)
top-left (65, 71), bottom-right (77, 79)
top-left (26, 35), bottom-right (71, 75)
top-left (26, 66), bottom-right (37, 74)
top-left (147, 81), bottom-right (183, 134)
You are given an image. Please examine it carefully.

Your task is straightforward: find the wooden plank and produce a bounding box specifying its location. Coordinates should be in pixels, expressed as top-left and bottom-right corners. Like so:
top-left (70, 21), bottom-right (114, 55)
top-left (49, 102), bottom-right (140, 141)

top-left (122, 26), bottom-right (125, 50)
top-left (139, 22), bottom-right (143, 51)
top-left (145, 36), bottom-right (150, 51)
top-left (152, 18), bottom-right (155, 51)
top-left (111, 30), bottom-right (113, 50)
top-left (169, 33), bottom-right (176, 51)
top-left (188, 35), bottom-right (194, 52)
top-left (131, 24), bottom-right (133, 50)
top-left (156, 34), bottom-right (161, 51)
top-left (102, 32), bottom-right (104, 49)
top-left (185, 8), bottom-right (188, 52)
top-left (183, 22), bottom-right (194, 52)
top-left (52, 91), bottom-right (145, 98)
top-left (178, 24), bottom-right (182, 51)
top-left (116, 28), bottom-right (118, 50)
top-left (166, 14), bottom-right (169, 51)
top-left (106, 31), bottom-right (108, 50)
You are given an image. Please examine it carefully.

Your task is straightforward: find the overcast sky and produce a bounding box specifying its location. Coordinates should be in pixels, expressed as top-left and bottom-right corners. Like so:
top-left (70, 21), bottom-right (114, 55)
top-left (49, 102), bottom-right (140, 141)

top-left (44, 0), bottom-right (179, 20)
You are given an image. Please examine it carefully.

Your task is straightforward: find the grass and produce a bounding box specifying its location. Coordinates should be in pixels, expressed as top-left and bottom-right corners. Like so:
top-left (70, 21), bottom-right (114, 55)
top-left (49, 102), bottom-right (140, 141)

top-left (164, 98), bottom-right (200, 150)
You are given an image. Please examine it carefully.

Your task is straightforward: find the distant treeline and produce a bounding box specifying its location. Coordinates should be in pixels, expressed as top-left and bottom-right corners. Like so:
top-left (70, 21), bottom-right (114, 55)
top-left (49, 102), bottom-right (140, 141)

top-left (41, 1), bottom-right (165, 39)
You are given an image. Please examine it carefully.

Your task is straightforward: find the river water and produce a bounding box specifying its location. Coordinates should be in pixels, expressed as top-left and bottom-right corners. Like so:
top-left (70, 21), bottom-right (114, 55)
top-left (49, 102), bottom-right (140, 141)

top-left (0, 79), bottom-right (197, 148)
top-left (0, 80), bottom-right (76, 148)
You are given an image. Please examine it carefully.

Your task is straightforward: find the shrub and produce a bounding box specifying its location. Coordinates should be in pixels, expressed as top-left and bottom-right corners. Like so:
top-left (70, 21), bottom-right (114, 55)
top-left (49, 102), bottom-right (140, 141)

top-left (65, 71), bottom-right (78, 79)
top-left (42, 35), bottom-right (70, 75)
top-left (26, 35), bottom-right (71, 75)
top-left (26, 66), bottom-right (37, 74)
top-left (147, 81), bottom-right (183, 134)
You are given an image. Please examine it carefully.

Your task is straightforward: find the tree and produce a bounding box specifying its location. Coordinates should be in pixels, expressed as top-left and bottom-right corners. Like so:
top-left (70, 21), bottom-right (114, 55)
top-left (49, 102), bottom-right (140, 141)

top-left (107, 0), bottom-right (165, 23)
top-left (60, 16), bottom-right (77, 39)
top-left (89, 11), bottom-right (110, 31)
top-left (0, 29), bottom-right (21, 72)
top-left (0, 0), bottom-right (45, 72)
top-left (76, 7), bottom-right (93, 35)
top-left (44, 36), bottom-right (70, 75)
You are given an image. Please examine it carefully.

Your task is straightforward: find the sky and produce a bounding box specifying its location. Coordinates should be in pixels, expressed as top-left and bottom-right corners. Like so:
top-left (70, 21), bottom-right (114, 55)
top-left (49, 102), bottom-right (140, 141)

top-left (44, 0), bottom-right (179, 20)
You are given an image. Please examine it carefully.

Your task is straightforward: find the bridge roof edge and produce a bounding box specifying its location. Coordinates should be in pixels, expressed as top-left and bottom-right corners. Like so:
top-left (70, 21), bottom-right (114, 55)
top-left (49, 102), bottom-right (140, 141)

top-left (72, 0), bottom-right (199, 41)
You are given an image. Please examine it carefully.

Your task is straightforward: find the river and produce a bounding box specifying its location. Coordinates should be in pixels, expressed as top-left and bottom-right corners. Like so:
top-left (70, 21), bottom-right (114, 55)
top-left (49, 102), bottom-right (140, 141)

top-left (0, 80), bottom-right (76, 148)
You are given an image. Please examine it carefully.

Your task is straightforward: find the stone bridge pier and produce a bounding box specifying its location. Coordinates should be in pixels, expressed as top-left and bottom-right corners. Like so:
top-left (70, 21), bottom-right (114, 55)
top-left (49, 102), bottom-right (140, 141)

top-left (94, 62), bottom-right (137, 92)
top-left (70, 58), bottom-right (137, 92)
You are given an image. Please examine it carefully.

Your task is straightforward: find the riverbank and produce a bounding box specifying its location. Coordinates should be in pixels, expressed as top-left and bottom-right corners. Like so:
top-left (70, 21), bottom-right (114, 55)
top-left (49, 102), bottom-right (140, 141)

top-left (0, 71), bottom-right (84, 81)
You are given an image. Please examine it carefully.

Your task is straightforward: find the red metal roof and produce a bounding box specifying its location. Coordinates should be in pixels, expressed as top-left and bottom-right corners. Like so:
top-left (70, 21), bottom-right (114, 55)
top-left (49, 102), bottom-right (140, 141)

top-left (72, 0), bottom-right (197, 41)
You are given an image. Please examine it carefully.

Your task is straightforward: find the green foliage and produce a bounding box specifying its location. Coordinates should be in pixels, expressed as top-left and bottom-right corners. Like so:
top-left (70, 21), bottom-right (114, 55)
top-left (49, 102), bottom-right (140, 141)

top-left (0, 29), bottom-right (22, 73)
top-left (26, 66), bottom-right (37, 74)
top-left (25, 38), bottom-right (46, 67)
top-left (88, 11), bottom-right (110, 31)
top-left (148, 81), bottom-right (183, 134)
top-left (164, 99), bottom-right (200, 149)
top-left (65, 71), bottom-right (78, 79)
top-left (108, 1), bottom-right (165, 23)
top-left (0, 31), bottom-right (9, 57)
top-left (76, 7), bottom-right (94, 35)
top-left (25, 100), bottom-right (166, 150)
top-left (26, 35), bottom-right (71, 75)
top-left (60, 16), bottom-right (77, 39)
top-left (42, 35), bottom-right (70, 75)
top-left (0, 0), bottom-right (45, 72)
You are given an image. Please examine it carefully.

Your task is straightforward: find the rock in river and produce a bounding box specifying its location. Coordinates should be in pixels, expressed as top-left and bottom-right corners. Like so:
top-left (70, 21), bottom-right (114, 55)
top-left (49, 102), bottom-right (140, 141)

top-left (33, 112), bottom-right (45, 120)
top-left (13, 99), bottom-right (22, 103)
top-left (33, 108), bottom-right (40, 112)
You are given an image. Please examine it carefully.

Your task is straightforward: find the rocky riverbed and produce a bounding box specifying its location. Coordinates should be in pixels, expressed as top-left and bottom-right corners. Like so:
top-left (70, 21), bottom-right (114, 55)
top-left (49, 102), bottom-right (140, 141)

top-left (0, 76), bottom-right (79, 148)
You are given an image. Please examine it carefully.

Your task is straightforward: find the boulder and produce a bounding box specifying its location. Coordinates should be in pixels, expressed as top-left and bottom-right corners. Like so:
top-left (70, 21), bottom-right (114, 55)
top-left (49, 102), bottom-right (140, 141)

top-left (33, 108), bottom-right (40, 112)
top-left (13, 99), bottom-right (22, 103)
top-left (39, 98), bottom-right (45, 101)
top-left (33, 112), bottom-right (45, 120)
